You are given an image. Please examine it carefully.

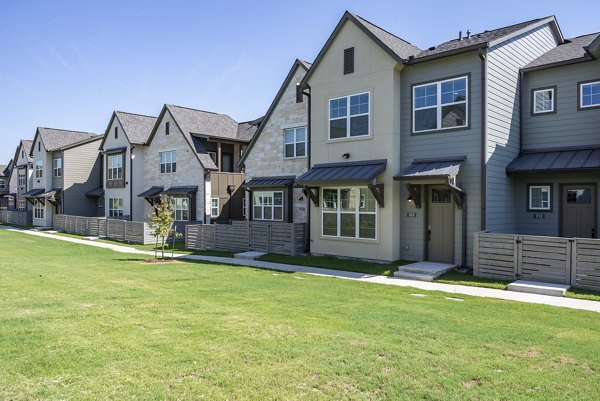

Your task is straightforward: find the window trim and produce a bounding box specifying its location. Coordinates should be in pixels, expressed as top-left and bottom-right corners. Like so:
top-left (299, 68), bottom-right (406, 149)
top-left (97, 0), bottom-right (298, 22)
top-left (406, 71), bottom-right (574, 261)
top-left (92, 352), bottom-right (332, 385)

top-left (321, 187), bottom-right (378, 241)
top-left (159, 150), bottom-right (177, 174)
top-left (171, 196), bottom-right (190, 221)
top-left (531, 86), bottom-right (557, 115)
top-left (328, 92), bottom-right (371, 141)
top-left (283, 126), bottom-right (307, 159)
top-left (106, 153), bottom-right (124, 181)
top-left (108, 198), bottom-right (124, 217)
top-left (411, 73), bottom-right (470, 135)
top-left (578, 79), bottom-right (600, 111)
top-left (211, 197), bottom-right (219, 217)
top-left (252, 191), bottom-right (284, 221)
top-left (52, 158), bottom-right (62, 178)
top-left (35, 160), bottom-right (43, 179)
top-left (527, 184), bottom-right (552, 212)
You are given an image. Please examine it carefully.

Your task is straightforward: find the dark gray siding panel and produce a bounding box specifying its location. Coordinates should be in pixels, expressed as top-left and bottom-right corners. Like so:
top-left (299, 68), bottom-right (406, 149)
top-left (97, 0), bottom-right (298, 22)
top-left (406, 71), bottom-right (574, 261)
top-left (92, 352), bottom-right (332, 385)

top-left (51, 151), bottom-right (64, 191)
top-left (63, 140), bottom-right (102, 216)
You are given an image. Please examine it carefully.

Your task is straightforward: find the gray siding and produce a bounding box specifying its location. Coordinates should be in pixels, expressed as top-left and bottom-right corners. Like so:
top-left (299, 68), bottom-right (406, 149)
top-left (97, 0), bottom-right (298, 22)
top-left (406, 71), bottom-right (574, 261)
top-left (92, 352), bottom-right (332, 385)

top-left (63, 139), bottom-right (102, 216)
top-left (51, 151), bottom-right (64, 190)
top-left (400, 51), bottom-right (482, 266)
top-left (485, 24), bottom-right (558, 233)
top-left (522, 59), bottom-right (600, 150)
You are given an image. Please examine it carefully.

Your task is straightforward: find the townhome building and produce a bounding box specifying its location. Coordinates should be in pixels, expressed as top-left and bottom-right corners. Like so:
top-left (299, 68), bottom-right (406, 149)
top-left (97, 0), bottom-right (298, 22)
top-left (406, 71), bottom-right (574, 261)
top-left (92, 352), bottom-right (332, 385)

top-left (506, 32), bottom-right (600, 238)
top-left (95, 111), bottom-right (157, 221)
top-left (297, 11), bottom-right (563, 265)
top-left (0, 162), bottom-right (11, 208)
top-left (240, 59), bottom-right (311, 224)
top-left (11, 140), bottom-right (34, 211)
top-left (24, 128), bottom-right (101, 227)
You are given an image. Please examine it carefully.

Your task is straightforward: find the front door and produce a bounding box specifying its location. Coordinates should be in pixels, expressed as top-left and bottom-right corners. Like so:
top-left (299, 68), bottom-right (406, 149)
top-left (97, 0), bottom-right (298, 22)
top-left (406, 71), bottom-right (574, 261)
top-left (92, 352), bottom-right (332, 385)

top-left (427, 186), bottom-right (454, 263)
top-left (562, 185), bottom-right (596, 238)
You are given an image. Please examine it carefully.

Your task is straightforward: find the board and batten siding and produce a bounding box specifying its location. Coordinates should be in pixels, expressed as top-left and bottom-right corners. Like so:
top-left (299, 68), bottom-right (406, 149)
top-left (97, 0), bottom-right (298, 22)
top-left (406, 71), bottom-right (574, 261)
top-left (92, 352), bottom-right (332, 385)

top-left (400, 51), bottom-right (483, 266)
top-left (63, 139), bottom-right (102, 217)
top-left (522, 59), bottom-right (600, 150)
top-left (485, 24), bottom-right (558, 233)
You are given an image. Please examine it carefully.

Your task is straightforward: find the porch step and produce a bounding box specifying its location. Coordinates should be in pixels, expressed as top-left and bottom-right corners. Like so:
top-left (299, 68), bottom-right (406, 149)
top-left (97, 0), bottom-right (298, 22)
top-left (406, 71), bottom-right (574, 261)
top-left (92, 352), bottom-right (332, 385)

top-left (507, 280), bottom-right (570, 297)
top-left (394, 262), bottom-right (456, 282)
top-left (234, 251), bottom-right (267, 260)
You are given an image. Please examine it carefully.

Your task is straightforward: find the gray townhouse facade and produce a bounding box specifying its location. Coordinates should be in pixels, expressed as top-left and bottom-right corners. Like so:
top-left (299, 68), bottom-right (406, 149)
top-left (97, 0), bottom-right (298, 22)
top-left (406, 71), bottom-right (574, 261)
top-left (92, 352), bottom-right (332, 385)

top-left (25, 128), bottom-right (101, 227)
top-left (11, 140), bottom-right (34, 211)
top-left (0, 162), bottom-right (11, 208)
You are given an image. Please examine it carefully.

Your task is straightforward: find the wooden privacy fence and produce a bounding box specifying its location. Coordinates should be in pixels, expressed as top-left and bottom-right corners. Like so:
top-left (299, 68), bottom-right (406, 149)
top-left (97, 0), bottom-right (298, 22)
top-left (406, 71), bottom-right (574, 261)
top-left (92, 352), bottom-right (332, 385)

top-left (0, 210), bottom-right (32, 226)
top-left (53, 214), bottom-right (155, 245)
top-left (186, 221), bottom-right (306, 256)
top-left (474, 231), bottom-right (600, 291)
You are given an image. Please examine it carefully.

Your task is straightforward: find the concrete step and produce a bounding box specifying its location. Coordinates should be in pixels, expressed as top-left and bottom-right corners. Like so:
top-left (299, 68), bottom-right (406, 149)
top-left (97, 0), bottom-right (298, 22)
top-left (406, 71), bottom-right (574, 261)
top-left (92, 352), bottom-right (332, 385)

top-left (398, 263), bottom-right (456, 276)
top-left (393, 270), bottom-right (436, 282)
top-left (234, 251), bottom-right (267, 260)
top-left (507, 280), bottom-right (570, 297)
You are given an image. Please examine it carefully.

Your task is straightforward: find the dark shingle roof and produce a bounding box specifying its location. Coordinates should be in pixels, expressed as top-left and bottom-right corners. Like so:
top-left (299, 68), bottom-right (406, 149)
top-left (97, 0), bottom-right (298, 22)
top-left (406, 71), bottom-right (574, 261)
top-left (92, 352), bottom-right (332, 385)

top-left (167, 105), bottom-right (241, 141)
top-left (37, 128), bottom-right (99, 151)
top-left (413, 17), bottom-right (548, 60)
top-left (353, 13), bottom-right (421, 60)
top-left (20, 140), bottom-right (33, 163)
top-left (524, 33), bottom-right (600, 70)
top-left (236, 118), bottom-right (262, 142)
top-left (190, 135), bottom-right (218, 171)
top-left (115, 111), bottom-right (157, 145)
top-left (0, 164), bottom-right (7, 177)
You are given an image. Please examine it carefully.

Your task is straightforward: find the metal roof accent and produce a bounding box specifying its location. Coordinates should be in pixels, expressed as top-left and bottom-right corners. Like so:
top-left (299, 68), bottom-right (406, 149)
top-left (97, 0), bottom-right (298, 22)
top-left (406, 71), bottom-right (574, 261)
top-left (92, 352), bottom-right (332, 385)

top-left (394, 158), bottom-right (465, 180)
top-left (245, 176), bottom-right (296, 188)
top-left (85, 187), bottom-right (105, 197)
top-left (22, 188), bottom-right (45, 197)
top-left (296, 159), bottom-right (387, 185)
top-left (506, 148), bottom-right (600, 175)
top-left (137, 186), bottom-right (164, 198)
top-left (163, 186), bottom-right (198, 195)
top-left (41, 188), bottom-right (61, 198)
top-left (103, 146), bottom-right (128, 155)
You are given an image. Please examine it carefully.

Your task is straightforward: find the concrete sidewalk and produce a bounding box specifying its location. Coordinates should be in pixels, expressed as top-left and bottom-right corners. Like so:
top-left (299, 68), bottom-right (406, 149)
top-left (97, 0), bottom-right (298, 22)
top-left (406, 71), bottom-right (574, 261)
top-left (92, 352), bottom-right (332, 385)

top-left (2, 225), bottom-right (600, 313)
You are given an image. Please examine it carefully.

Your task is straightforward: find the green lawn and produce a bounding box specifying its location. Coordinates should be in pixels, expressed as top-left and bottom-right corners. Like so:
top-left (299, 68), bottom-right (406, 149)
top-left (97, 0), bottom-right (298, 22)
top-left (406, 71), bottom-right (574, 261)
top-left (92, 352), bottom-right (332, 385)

top-left (2, 230), bottom-right (600, 400)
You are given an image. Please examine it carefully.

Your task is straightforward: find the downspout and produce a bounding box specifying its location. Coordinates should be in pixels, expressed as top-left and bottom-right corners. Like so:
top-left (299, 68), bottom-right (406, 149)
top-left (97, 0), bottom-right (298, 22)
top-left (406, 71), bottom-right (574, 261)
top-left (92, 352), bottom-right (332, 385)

top-left (518, 70), bottom-right (524, 152)
top-left (304, 85), bottom-right (311, 252)
top-left (129, 146), bottom-right (134, 221)
top-left (204, 170), bottom-right (210, 224)
top-left (478, 48), bottom-right (487, 230)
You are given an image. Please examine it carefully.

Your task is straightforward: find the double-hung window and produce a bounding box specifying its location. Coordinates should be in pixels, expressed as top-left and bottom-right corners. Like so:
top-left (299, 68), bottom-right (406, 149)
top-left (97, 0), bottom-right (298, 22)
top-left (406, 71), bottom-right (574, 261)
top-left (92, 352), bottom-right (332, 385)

top-left (284, 127), bottom-right (307, 158)
top-left (160, 151), bottom-right (176, 174)
top-left (580, 80), bottom-right (600, 109)
top-left (53, 158), bottom-right (62, 178)
top-left (322, 187), bottom-right (377, 239)
top-left (35, 160), bottom-right (43, 178)
top-left (211, 197), bottom-right (219, 216)
top-left (171, 197), bottom-right (189, 221)
top-left (108, 198), bottom-right (123, 217)
top-left (528, 185), bottom-right (551, 211)
top-left (329, 93), bottom-right (369, 139)
top-left (413, 76), bottom-right (468, 133)
top-left (0, 179), bottom-right (5, 189)
top-left (533, 88), bottom-right (555, 114)
top-left (18, 169), bottom-right (26, 186)
top-left (107, 154), bottom-right (123, 180)
top-left (18, 200), bottom-right (26, 211)
top-left (253, 191), bottom-right (283, 221)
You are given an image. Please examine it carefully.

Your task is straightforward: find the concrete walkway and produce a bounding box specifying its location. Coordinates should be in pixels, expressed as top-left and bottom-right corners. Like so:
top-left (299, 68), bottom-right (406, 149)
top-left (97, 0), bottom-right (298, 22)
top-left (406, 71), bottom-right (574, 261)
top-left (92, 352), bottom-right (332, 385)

top-left (2, 225), bottom-right (600, 313)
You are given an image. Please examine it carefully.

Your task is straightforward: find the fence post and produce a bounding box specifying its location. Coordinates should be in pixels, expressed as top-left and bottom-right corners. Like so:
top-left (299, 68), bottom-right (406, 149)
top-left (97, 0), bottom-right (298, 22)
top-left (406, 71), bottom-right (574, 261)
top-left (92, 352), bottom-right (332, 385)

top-left (473, 231), bottom-right (479, 277)
top-left (570, 238), bottom-right (577, 287)
top-left (515, 235), bottom-right (522, 280)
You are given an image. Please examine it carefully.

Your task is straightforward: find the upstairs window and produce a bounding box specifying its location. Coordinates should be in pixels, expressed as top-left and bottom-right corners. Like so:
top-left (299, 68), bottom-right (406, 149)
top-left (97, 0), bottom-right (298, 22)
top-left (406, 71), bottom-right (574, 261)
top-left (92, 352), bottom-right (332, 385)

top-left (413, 76), bottom-right (468, 133)
top-left (528, 185), bottom-right (551, 211)
top-left (208, 151), bottom-right (217, 164)
top-left (284, 127), bottom-right (306, 158)
top-left (533, 88), bottom-right (555, 114)
top-left (107, 154), bottom-right (123, 180)
top-left (344, 47), bottom-right (354, 74)
top-left (52, 158), bottom-right (62, 178)
top-left (35, 160), bottom-right (43, 178)
top-left (18, 169), bottom-right (26, 186)
top-left (580, 81), bottom-right (600, 109)
top-left (160, 151), bottom-right (176, 174)
top-left (329, 93), bottom-right (369, 139)
top-left (114, 126), bottom-right (119, 139)
top-left (0, 179), bottom-right (5, 189)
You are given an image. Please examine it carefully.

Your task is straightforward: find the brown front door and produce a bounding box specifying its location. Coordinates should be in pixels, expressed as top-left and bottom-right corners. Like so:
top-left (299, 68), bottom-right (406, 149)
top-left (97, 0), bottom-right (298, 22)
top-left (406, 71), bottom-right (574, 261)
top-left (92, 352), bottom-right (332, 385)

top-left (427, 186), bottom-right (455, 263)
top-left (562, 185), bottom-right (596, 238)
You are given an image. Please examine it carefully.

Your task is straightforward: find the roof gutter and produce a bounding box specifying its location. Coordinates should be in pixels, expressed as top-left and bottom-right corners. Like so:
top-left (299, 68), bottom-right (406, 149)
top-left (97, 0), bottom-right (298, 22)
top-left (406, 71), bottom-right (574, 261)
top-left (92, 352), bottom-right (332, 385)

top-left (405, 44), bottom-right (487, 65)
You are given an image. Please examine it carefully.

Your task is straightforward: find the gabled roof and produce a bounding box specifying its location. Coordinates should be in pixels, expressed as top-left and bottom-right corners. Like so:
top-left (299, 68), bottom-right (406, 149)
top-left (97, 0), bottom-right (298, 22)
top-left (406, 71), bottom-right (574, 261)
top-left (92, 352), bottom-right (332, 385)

top-left (409, 16), bottom-right (563, 63)
top-left (523, 32), bottom-right (600, 71)
top-left (240, 59), bottom-right (310, 167)
top-left (31, 127), bottom-right (99, 154)
top-left (301, 11), bottom-right (420, 86)
top-left (0, 164), bottom-right (8, 178)
top-left (99, 111), bottom-right (157, 149)
top-left (13, 140), bottom-right (33, 166)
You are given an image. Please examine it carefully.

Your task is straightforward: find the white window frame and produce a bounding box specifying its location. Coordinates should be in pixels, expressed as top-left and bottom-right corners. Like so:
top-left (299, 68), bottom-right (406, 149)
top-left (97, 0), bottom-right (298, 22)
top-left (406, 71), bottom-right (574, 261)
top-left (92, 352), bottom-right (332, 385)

top-left (108, 198), bottom-right (124, 217)
top-left (160, 151), bottom-right (176, 174)
top-left (252, 191), bottom-right (284, 221)
top-left (34, 200), bottom-right (44, 219)
top-left (580, 81), bottom-right (600, 109)
top-left (171, 196), bottom-right (189, 221)
top-left (533, 88), bottom-right (555, 114)
top-left (321, 187), bottom-right (378, 240)
top-left (18, 169), bottom-right (26, 186)
top-left (52, 158), bottom-right (62, 178)
top-left (528, 185), bottom-right (551, 211)
top-left (35, 160), bottom-right (43, 179)
top-left (328, 92), bottom-right (370, 140)
top-left (413, 76), bottom-right (469, 133)
top-left (211, 197), bottom-right (219, 217)
top-left (283, 127), bottom-right (307, 158)
top-left (107, 154), bottom-right (123, 180)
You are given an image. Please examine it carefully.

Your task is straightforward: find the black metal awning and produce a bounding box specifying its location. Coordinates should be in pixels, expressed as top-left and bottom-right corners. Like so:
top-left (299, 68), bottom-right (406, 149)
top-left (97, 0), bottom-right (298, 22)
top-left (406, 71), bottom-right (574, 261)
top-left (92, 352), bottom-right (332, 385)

top-left (85, 187), bottom-right (104, 197)
top-left (506, 148), bottom-right (600, 175)
top-left (296, 159), bottom-right (387, 186)
top-left (394, 157), bottom-right (465, 181)
top-left (103, 146), bottom-right (127, 155)
top-left (163, 186), bottom-right (198, 196)
top-left (22, 188), bottom-right (44, 198)
top-left (137, 186), bottom-right (164, 198)
top-left (245, 176), bottom-right (296, 188)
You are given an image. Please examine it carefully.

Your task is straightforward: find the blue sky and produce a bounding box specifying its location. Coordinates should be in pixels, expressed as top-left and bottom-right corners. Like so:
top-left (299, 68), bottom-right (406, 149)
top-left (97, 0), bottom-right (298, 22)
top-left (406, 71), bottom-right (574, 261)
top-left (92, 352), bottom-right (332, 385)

top-left (1, 0), bottom-right (598, 163)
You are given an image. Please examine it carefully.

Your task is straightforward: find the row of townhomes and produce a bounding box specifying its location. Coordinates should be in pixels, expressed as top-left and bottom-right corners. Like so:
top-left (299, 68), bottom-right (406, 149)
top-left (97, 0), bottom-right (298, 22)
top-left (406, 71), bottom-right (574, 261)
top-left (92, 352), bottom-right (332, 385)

top-left (1, 11), bottom-right (599, 271)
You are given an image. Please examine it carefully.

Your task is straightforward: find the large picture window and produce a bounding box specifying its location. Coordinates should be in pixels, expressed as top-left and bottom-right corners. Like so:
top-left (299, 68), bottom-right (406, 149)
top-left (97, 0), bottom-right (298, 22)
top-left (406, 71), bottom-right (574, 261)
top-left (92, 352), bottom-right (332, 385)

top-left (253, 191), bottom-right (283, 221)
top-left (528, 185), bottom-right (551, 211)
top-left (580, 80), bottom-right (600, 109)
top-left (52, 158), bottom-right (62, 178)
top-left (34, 200), bottom-right (44, 219)
top-left (160, 151), bottom-right (176, 174)
top-left (284, 127), bottom-right (307, 158)
top-left (107, 154), bottom-right (123, 180)
top-left (413, 76), bottom-right (468, 133)
top-left (322, 187), bottom-right (377, 239)
top-left (171, 197), bottom-right (189, 221)
top-left (108, 198), bottom-right (123, 217)
top-left (329, 93), bottom-right (369, 139)
top-left (35, 160), bottom-right (43, 178)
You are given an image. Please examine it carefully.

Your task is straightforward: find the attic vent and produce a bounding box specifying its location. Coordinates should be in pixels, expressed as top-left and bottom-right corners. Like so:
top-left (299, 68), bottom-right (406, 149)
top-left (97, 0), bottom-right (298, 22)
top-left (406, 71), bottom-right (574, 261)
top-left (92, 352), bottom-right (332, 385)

top-left (114, 126), bottom-right (118, 139)
top-left (166, 121), bottom-right (170, 136)
top-left (428, 46), bottom-right (436, 51)
top-left (344, 47), bottom-right (354, 75)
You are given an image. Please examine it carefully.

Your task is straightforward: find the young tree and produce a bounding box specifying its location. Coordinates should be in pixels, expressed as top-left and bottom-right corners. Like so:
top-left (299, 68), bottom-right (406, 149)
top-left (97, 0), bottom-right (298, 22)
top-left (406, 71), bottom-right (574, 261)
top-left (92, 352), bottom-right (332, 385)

top-left (148, 195), bottom-right (174, 259)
